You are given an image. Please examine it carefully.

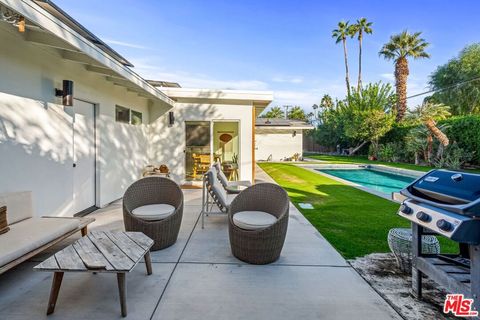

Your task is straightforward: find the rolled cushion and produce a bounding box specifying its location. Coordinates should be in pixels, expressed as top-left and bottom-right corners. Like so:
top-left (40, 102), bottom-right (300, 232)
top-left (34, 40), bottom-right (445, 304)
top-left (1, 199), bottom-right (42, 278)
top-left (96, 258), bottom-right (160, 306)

top-left (232, 211), bottom-right (277, 231)
top-left (132, 204), bottom-right (175, 221)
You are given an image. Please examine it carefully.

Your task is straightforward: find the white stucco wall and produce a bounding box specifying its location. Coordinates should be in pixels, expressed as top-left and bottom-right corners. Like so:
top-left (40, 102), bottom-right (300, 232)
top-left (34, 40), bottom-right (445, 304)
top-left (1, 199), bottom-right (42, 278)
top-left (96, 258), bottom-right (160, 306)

top-left (150, 102), bottom-right (254, 183)
top-left (255, 130), bottom-right (304, 161)
top-left (0, 24), bottom-right (165, 216)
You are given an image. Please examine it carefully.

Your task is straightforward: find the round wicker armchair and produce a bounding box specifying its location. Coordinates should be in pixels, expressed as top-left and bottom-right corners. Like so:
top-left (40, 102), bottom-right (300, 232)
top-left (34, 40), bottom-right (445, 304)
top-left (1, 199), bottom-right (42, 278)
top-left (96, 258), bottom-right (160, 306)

top-left (123, 177), bottom-right (184, 251)
top-left (228, 183), bottom-right (289, 264)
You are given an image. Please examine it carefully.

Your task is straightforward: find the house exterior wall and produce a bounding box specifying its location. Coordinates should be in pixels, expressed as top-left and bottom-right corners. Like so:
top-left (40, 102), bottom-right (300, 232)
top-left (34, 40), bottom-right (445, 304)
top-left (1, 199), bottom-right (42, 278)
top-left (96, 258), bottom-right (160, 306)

top-left (0, 24), bottom-right (161, 216)
top-left (149, 102), bottom-right (254, 183)
top-left (255, 130), bottom-right (304, 161)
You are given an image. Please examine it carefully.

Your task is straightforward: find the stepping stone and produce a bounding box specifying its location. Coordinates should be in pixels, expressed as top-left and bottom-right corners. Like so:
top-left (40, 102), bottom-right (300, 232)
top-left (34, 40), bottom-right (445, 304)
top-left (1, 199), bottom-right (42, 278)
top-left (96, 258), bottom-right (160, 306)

top-left (298, 203), bottom-right (314, 209)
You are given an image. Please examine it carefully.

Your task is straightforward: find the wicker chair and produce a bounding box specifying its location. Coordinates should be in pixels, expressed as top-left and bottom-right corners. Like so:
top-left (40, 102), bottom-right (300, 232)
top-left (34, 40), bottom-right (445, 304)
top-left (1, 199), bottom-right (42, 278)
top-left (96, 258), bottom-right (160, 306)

top-left (228, 183), bottom-right (289, 264)
top-left (123, 176), bottom-right (183, 251)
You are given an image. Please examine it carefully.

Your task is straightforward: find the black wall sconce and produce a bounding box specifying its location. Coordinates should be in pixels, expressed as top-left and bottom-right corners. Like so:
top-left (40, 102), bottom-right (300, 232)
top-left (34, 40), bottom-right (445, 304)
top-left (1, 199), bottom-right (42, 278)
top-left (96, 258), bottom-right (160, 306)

top-left (292, 130), bottom-right (297, 137)
top-left (168, 111), bottom-right (175, 127)
top-left (55, 80), bottom-right (74, 106)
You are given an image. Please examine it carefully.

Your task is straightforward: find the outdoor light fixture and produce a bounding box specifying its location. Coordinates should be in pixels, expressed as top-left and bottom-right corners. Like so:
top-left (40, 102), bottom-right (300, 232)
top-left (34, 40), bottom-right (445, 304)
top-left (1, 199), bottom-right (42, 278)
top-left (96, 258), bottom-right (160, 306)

top-left (168, 111), bottom-right (175, 127)
top-left (55, 80), bottom-right (74, 106)
top-left (17, 16), bottom-right (25, 32)
top-left (292, 130), bottom-right (297, 137)
top-left (0, 5), bottom-right (25, 33)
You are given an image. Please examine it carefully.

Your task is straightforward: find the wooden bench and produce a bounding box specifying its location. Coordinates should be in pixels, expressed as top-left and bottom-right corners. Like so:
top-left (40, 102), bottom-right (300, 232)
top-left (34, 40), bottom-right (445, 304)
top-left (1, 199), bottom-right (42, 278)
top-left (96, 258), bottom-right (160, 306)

top-left (0, 191), bottom-right (95, 275)
top-left (0, 216), bottom-right (94, 275)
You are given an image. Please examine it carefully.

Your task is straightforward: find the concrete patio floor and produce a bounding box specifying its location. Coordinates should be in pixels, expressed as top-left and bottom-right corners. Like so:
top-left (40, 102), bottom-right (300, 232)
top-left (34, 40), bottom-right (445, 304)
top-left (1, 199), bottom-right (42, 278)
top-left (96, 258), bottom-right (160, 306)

top-left (0, 168), bottom-right (402, 320)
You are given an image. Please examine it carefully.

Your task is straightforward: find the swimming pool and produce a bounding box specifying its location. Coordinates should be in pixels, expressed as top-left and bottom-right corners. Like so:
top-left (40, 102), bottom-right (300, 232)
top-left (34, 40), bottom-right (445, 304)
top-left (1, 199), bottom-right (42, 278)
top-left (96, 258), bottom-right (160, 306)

top-left (317, 168), bottom-right (416, 194)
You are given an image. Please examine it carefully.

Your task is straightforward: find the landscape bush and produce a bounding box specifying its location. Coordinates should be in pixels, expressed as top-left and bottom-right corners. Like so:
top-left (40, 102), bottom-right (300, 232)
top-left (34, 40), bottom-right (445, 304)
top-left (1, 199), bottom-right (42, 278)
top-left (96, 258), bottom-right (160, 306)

top-left (378, 115), bottom-right (480, 166)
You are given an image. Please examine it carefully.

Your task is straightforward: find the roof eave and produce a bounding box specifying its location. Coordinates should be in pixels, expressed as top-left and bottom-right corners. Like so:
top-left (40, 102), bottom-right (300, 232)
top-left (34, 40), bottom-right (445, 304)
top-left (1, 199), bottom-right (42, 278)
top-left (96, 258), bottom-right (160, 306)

top-left (2, 0), bottom-right (175, 108)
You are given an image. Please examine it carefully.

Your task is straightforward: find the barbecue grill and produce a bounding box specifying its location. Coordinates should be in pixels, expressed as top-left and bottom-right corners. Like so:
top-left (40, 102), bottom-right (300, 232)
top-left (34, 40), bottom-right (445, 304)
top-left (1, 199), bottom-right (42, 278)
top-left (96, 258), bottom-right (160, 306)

top-left (397, 169), bottom-right (480, 314)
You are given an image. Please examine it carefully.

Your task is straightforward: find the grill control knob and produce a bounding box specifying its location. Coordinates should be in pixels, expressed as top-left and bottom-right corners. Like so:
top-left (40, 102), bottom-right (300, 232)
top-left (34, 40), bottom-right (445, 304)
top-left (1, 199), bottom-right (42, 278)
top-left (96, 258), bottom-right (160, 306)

top-left (416, 211), bottom-right (431, 222)
top-left (400, 204), bottom-right (413, 215)
top-left (436, 219), bottom-right (453, 232)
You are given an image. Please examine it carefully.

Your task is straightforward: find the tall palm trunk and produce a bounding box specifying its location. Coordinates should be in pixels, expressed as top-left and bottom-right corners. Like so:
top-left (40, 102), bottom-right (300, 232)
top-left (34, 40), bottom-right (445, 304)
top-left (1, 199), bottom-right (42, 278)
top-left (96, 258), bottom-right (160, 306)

top-left (424, 119), bottom-right (450, 146)
top-left (342, 38), bottom-right (351, 97)
top-left (357, 32), bottom-right (362, 91)
top-left (395, 57), bottom-right (409, 121)
top-left (426, 134), bottom-right (433, 163)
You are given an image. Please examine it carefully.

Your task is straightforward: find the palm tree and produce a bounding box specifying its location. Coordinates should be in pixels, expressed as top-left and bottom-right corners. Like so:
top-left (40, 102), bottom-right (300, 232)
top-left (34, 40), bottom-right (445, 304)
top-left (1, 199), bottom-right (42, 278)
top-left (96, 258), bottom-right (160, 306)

top-left (262, 106), bottom-right (284, 118)
top-left (379, 31), bottom-right (430, 121)
top-left (288, 106), bottom-right (307, 121)
top-left (320, 94), bottom-right (334, 109)
top-left (349, 18), bottom-right (373, 90)
top-left (332, 21), bottom-right (352, 96)
top-left (409, 101), bottom-right (451, 148)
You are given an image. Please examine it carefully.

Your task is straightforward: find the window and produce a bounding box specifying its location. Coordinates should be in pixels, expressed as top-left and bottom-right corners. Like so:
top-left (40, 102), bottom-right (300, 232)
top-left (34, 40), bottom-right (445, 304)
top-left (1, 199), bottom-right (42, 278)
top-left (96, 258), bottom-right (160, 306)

top-left (131, 110), bottom-right (143, 125)
top-left (115, 105), bottom-right (130, 123)
top-left (115, 105), bottom-right (143, 125)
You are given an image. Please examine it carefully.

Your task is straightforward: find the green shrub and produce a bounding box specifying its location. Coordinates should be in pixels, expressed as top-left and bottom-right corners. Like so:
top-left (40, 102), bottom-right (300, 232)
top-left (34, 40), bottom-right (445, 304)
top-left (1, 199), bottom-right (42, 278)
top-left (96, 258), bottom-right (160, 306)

top-left (433, 142), bottom-right (474, 170)
top-left (439, 115), bottom-right (480, 164)
top-left (377, 143), bottom-right (395, 162)
top-left (381, 115), bottom-right (480, 166)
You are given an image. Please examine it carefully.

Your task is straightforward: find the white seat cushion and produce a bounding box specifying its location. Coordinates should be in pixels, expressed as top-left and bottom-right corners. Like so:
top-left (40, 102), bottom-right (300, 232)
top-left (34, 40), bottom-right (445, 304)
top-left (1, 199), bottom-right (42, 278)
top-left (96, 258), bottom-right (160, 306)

top-left (132, 204), bottom-right (175, 221)
top-left (0, 217), bottom-right (79, 267)
top-left (232, 211), bottom-right (277, 231)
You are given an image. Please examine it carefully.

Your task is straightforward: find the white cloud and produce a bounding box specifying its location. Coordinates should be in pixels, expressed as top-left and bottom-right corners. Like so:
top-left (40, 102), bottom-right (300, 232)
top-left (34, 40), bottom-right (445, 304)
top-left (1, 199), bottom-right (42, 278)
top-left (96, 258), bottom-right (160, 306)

top-left (129, 57), bottom-right (349, 111)
top-left (272, 76), bottom-right (304, 84)
top-left (380, 73), bottom-right (395, 81)
top-left (134, 67), bottom-right (269, 91)
top-left (104, 39), bottom-right (149, 50)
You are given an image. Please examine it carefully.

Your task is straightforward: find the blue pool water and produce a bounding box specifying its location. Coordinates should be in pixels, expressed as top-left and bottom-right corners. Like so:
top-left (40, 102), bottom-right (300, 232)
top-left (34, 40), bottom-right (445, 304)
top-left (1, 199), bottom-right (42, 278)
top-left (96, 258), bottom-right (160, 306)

top-left (317, 169), bottom-right (415, 194)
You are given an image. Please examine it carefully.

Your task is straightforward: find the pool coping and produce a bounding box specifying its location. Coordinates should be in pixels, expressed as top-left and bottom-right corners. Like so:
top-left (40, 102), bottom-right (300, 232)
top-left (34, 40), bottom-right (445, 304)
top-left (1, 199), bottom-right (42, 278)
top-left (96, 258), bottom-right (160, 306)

top-left (296, 163), bottom-right (424, 202)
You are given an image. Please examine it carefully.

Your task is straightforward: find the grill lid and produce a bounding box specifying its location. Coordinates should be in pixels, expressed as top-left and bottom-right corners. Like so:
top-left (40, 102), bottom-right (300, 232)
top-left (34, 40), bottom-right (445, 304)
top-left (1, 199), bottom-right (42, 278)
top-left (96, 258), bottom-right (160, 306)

top-left (400, 169), bottom-right (480, 216)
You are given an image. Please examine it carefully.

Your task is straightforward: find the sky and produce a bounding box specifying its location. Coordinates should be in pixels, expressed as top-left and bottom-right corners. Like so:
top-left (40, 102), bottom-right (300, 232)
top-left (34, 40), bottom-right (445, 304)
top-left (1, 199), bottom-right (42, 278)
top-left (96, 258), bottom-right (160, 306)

top-left (55, 0), bottom-right (480, 113)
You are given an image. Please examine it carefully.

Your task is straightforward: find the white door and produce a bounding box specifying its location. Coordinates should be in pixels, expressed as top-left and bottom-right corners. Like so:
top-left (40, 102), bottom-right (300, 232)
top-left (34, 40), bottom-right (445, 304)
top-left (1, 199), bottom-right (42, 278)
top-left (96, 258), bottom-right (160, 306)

top-left (73, 100), bottom-right (96, 214)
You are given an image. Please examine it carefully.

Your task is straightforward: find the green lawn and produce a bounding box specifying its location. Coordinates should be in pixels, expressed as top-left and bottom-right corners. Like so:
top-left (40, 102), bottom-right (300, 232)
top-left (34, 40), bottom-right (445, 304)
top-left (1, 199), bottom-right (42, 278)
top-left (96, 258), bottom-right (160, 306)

top-left (258, 162), bottom-right (457, 259)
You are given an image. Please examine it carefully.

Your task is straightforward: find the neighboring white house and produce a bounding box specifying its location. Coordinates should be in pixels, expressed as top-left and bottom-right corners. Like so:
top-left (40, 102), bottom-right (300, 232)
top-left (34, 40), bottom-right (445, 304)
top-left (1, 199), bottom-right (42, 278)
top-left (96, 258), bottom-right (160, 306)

top-left (255, 118), bottom-right (313, 161)
top-left (0, 0), bottom-right (272, 217)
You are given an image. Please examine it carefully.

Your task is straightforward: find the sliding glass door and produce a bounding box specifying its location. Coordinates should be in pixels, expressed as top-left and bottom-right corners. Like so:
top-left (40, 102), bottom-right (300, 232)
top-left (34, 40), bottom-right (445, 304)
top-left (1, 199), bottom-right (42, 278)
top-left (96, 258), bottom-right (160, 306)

top-left (213, 121), bottom-right (240, 181)
top-left (185, 121), bottom-right (211, 181)
top-left (185, 121), bottom-right (240, 181)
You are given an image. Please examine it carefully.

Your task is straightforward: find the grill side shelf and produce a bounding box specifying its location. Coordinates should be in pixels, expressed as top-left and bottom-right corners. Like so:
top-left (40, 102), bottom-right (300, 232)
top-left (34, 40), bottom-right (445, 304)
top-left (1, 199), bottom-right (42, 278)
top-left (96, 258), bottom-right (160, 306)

top-left (417, 256), bottom-right (471, 296)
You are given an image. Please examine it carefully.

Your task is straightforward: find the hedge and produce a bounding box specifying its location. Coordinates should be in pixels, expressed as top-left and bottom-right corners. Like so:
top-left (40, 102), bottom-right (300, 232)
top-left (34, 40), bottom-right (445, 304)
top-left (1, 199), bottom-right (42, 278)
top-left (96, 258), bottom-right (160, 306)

top-left (441, 116), bottom-right (480, 164)
top-left (381, 115), bottom-right (480, 165)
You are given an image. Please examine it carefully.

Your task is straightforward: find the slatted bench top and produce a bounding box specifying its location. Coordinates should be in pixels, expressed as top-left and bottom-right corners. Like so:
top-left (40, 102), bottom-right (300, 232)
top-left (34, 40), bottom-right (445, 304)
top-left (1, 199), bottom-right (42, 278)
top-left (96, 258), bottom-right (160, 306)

top-left (34, 231), bottom-right (154, 273)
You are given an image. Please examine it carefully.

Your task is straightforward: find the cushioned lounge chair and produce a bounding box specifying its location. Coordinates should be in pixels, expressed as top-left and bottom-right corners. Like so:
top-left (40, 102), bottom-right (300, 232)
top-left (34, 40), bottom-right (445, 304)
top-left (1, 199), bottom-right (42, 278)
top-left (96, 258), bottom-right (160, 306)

top-left (201, 167), bottom-right (236, 228)
top-left (228, 183), bottom-right (289, 264)
top-left (212, 162), bottom-right (251, 191)
top-left (123, 177), bottom-right (183, 251)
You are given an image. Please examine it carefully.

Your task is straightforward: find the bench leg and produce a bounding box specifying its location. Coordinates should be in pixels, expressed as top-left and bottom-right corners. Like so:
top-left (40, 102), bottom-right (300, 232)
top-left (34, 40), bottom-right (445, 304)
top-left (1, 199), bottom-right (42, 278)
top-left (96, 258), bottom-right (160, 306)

top-left (144, 252), bottom-right (153, 275)
top-left (47, 272), bottom-right (64, 315)
top-left (81, 226), bottom-right (88, 237)
top-left (117, 273), bottom-right (127, 317)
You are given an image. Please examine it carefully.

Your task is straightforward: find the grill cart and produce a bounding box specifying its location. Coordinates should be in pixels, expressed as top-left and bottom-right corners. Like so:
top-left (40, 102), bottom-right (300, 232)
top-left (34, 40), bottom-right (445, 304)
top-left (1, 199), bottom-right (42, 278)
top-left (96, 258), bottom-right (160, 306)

top-left (397, 169), bottom-right (480, 314)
